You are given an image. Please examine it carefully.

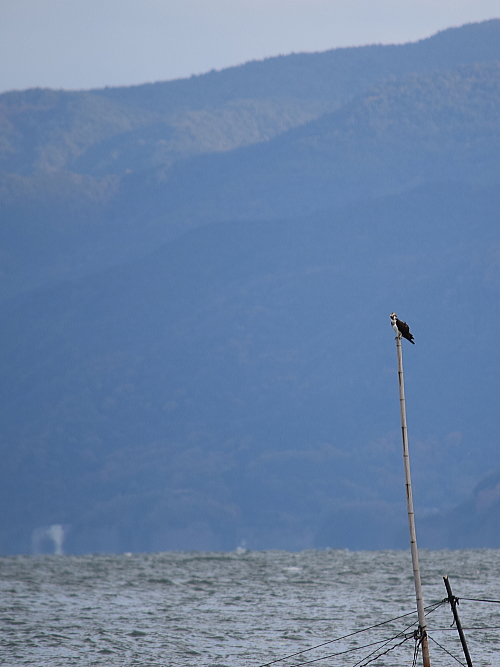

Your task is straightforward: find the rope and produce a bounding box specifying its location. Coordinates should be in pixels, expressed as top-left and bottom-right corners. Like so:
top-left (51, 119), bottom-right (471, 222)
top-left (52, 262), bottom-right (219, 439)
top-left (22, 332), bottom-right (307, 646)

top-left (356, 635), bottom-right (413, 667)
top-left (283, 635), bottom-right (410, 667)
top-left (255, 604), bottom-right (439, 667)
top-left (459, 596), bottom-right (500, 604)
top-left (427, 634), bottom-right (466, 666)
top-left (411, 636), bottom-right (420, 667)
top-left (425, 600), bottom-right (447, 616)
top-left (349, 620), bottom-right (418, 667)
top-left (352, 621), bottom-right (418, 667)
top-left (429, 625), bottom-right (500, 631)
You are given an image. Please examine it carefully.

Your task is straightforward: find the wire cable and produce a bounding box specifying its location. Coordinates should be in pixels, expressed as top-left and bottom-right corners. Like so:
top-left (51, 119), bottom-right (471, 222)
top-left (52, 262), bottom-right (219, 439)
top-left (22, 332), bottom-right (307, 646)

top-left (283, 635), bottom-right (409, 667)
top-left (425, 600), bottom-right (446, 616)
top-left (430, 625), bottom-right (500, 631)
top-left (459, 597), bottom-right (500, 604)
top-left (348, 606), bottom-right (445, 667)
top-left (356, 635), bottom-right (412, 667)
top-left (350, 617), bottom-right (420, 667)
top-left (255, 604), bottom-right (438, 667)
top-left (427, 633), bottom-right (466, 666)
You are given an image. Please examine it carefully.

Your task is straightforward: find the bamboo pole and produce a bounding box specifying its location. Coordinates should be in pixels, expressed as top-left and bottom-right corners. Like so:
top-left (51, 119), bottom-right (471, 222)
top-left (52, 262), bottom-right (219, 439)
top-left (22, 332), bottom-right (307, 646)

top-left (395, 335), bottom-right (431, 667)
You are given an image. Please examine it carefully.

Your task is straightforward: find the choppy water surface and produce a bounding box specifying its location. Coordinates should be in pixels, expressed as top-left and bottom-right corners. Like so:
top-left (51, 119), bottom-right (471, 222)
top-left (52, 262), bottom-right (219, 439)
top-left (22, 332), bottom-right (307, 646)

top-left (1, 549), bottom-right (500, 666)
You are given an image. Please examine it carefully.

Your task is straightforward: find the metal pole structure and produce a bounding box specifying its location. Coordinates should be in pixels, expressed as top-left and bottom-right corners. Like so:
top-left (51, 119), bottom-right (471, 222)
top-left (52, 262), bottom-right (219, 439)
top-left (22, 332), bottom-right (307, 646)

top-left (395, 335), bottom-right (431, 667)
top-left (443, 576), bottom-right (473, 667)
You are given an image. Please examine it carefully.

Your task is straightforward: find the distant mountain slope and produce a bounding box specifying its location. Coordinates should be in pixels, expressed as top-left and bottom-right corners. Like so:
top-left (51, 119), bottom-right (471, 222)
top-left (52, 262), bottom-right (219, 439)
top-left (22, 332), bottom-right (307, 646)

top-left (1, 182), bottom-right (500, 554)
top-left (2, 20), bottom-right (500, 178)
top-left (0, 89), bottom-right (325, 176)
top-left (2, 21), bottom-right (500, 555)
top-left (419, 469), bottom-right (500, 549)
top-left (129, 62), bottom-right (500, 225)
top-left (0, 89), bottom-right (155, 175)
top-left (93, 19), bottom-right (500, 113)
top-left (2, 50), bottom-right (500, 299)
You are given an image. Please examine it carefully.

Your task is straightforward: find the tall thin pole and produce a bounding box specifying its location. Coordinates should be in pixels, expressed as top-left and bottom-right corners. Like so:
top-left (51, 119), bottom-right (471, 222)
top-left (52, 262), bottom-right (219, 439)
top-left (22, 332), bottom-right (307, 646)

top-left (443, 576), bottom-right (473, 667)
top-left (395, 335), bottom-right (431, 667)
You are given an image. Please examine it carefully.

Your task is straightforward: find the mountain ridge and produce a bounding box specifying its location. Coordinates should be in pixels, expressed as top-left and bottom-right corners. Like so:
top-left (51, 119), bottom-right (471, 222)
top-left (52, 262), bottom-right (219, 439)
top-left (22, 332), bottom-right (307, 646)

top-left (3, 57), bottom-right (500, 301)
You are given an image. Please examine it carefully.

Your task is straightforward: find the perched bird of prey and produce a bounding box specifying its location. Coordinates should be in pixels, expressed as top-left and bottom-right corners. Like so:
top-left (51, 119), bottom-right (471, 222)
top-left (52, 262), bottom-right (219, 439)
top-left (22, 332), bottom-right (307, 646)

top-left (390, 313), bottom-right (415, 344)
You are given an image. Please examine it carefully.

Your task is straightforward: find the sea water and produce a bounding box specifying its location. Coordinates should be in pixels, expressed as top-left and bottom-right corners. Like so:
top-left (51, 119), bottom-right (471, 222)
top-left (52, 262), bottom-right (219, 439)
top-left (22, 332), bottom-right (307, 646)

top-left (1, 549), bottom-right (500, 666)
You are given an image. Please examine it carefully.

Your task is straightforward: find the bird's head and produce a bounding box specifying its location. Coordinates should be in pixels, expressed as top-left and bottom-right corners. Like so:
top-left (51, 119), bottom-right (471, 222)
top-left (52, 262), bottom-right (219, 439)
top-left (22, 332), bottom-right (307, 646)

top-left (390, 312), bottom-right (397, 320)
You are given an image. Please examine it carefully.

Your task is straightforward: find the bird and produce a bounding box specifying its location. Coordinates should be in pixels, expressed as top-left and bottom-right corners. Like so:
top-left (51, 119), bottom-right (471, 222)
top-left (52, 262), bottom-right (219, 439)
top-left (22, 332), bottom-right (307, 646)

top-left (390, 313), bottom-right (415, 344)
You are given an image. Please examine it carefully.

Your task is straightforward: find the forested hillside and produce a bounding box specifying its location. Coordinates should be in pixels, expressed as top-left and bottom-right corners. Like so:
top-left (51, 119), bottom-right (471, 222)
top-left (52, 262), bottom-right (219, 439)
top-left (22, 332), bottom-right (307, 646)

top-left (1, 20), bottom-right (500, 553)
top-left (2, 20), bottom-right (500, 301)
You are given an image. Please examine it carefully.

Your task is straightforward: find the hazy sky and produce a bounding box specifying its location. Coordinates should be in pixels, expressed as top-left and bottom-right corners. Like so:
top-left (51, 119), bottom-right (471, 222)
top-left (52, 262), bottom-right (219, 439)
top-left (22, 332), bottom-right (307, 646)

top-left (1, 0), bottom-right (499, 93)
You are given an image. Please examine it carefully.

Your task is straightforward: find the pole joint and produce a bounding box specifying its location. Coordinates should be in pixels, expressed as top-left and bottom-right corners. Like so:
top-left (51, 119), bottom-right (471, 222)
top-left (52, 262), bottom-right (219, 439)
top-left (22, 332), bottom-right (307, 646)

top-left (446, 594), bottom-right (459, 606)
top-left (413, 626), bottom-right (427, 642)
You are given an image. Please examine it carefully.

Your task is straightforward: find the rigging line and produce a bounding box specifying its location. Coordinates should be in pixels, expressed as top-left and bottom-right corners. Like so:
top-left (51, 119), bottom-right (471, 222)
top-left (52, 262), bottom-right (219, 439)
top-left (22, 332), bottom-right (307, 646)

top-left (425, 600), bottom-right (446, 615)
top-left (427, 634), bottom-right (466, 667)
top-left (349, 616), bottom-right (422, 667)
top-left (255, 602), bottom-right (441, 667)
top-left (459, 597), bottom-right (500, 604)
top-left (348, 610), bottom-right (442, 667)
top-left (356, 635), bottom-right (412, 667)
top-left (280, 635), bottom-right (411, 667)
top-left (350, 632), bottom-right (414, 667)
top-left (430, 625), bottom-right (500, 631)
top-left (411, 637), bottom-right (420, 667)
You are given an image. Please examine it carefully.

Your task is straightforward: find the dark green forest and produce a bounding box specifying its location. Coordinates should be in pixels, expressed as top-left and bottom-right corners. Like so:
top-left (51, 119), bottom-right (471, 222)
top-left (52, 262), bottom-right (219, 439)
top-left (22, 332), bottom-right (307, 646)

top-left (1, 20), bottom-right (500, 554)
